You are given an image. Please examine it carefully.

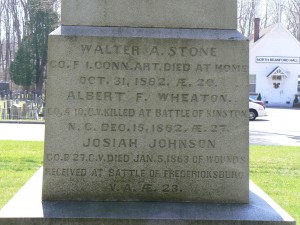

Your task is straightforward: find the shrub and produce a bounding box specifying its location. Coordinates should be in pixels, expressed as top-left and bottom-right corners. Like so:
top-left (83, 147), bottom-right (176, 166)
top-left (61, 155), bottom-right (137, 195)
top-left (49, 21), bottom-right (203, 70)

top-left (257, 93), bottom-right (262, 101)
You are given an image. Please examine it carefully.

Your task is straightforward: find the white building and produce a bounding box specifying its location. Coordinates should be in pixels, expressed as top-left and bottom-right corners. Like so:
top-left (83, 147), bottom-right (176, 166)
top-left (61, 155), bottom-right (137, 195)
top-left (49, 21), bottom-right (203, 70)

top-left (249, 20), bottom-right (300, 107)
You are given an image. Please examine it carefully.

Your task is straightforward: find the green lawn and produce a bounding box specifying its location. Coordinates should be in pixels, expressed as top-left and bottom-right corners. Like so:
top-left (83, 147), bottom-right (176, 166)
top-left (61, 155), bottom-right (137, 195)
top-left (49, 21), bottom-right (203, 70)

top-left (0, 142), bottom-right (299, 222)
top-left (250, 146), bottom-right (299, 222)
top-left (0, 141), bottom-right (44, 208)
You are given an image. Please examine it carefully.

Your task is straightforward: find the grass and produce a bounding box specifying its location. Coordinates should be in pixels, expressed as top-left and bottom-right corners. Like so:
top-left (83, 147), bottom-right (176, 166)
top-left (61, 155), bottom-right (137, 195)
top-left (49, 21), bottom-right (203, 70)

top-left (0, 142), bottom-right (299, 222)
top-left (250, 146), bottom-right (299, 222)
top-left (0, 141), bottom-right (44, 208)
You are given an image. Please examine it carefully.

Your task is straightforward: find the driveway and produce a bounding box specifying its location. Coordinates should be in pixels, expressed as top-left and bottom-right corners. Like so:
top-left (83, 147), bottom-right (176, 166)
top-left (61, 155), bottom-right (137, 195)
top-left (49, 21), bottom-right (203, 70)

top-left (0, 123), bottom-right (45, 141)
top-left (249, 107), bottom-right (300, 146)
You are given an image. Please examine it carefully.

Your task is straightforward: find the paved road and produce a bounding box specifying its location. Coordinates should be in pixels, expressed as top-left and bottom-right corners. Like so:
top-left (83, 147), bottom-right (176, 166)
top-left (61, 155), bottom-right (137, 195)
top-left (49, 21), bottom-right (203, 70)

top-left (0, 123), bottom-right (45, 141)
top-left (249, 107), bottom-right (300, 146)
top-left (0, 108), bottom-right (299, 146)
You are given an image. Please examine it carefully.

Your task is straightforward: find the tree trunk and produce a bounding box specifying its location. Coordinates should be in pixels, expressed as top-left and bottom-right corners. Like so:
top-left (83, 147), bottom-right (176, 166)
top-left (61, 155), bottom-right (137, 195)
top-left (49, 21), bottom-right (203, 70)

top-left (36, 58), bottom-right (47, 96)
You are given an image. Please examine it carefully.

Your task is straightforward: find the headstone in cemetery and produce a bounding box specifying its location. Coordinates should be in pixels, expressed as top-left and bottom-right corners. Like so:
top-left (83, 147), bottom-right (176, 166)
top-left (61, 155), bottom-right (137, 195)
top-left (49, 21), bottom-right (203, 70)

top-left (0, 1), bottom-right (296, 225)
top-left (11, 103), bottom-right (21, 120)
top-left (6, 100), bottom-right (11, 119)
top-left (1, 102), bottom-right (7, 120)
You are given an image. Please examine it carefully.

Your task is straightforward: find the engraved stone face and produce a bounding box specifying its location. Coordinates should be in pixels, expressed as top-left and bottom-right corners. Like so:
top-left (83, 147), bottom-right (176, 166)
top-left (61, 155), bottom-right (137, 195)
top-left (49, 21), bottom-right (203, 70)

top-left (43, 28), bottom-right (249, 203)
top-left (61, 0), bottom-right (237, 29)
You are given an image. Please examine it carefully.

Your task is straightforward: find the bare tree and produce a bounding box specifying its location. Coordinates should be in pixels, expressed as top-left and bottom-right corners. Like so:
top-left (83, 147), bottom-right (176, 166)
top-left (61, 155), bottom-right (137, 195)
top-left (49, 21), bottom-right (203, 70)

top-left (260, 1), bottom-right (270, 28)
top-left (238, 0), bottom-right (298, 38)
top-left (266, 0), bottom-right (287, 25)
top-left (238, 0), bottom-right (262, 36)
top-left (0, 0), bottom-right (26, 81)
top-left (4, 0), bottom-right (12, 81)
top-left (21, 0), bottom-right (30, 36)
top-left (0, 0), bottom-right (60, 85)
top-left (286, 0), bottom-right (300, 40)
top-left (0, 0), bottom-right (4, 76)
top-left (12, 0), bottom-right (22, 46)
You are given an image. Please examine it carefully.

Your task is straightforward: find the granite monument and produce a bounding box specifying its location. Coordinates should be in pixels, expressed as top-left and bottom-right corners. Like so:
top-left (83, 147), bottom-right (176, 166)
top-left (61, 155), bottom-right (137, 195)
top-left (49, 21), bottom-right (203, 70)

top-left (0, 1), bottom-right (296, 225)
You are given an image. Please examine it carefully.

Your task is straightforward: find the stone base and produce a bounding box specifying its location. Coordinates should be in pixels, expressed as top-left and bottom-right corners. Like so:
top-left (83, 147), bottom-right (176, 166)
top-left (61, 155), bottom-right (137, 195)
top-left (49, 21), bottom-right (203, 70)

top-left (0, 168), bottom-right (296, 225)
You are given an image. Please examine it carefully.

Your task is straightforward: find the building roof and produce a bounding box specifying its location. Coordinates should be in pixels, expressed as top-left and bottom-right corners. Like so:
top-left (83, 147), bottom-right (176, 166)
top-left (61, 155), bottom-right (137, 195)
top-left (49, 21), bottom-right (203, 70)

top-left (249, 23), bottom-right (300, 50)
top-left (266, 66), bottom-right (288, 78)
top-left (249, 24), bottom-right (276, 42)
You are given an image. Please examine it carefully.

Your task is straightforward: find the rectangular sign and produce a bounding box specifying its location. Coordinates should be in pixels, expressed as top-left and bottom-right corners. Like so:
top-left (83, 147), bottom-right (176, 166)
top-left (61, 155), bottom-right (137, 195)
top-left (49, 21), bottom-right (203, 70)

top-left (256, 56), bottom-right (300, 64)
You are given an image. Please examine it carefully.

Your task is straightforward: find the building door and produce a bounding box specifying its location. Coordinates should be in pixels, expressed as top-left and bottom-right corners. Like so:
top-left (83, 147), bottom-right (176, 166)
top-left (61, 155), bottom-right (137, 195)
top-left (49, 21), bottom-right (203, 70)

top-left (266, 67), bottom-right (288, 106)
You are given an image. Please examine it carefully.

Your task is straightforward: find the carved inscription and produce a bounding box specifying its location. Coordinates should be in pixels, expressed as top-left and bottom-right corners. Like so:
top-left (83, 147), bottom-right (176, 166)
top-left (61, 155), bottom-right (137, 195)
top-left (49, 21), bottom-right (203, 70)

top-left (46, 153), bottom-right (247, 164)
top-left (44, 37), bottom-right (249, 201)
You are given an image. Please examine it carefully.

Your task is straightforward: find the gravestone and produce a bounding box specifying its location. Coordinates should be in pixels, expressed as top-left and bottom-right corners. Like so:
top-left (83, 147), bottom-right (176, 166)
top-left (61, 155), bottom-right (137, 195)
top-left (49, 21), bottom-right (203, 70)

top-left (43, 0), bottom-right (248, 203)
top-left (11, 103), bottom-right (21, 120)
top-left (0, 1), bottom-right (296, 225)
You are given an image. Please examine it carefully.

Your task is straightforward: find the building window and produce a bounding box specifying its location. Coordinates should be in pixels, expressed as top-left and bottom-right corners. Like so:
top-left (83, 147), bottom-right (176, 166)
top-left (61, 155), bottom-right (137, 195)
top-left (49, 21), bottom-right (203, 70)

top-left (267, 66), bottom-right (288, 80)
top-left (272, 75), bottom-right (282, 81)
top-left (249, 74), bottom-right (256, 93)
top-left (298, 75), bottom-right (300, 92)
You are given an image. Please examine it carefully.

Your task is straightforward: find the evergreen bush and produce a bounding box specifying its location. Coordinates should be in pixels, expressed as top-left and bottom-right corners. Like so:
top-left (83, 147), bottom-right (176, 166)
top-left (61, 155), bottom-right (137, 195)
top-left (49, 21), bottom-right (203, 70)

top-left (257, 93), bottom-right (262, 101)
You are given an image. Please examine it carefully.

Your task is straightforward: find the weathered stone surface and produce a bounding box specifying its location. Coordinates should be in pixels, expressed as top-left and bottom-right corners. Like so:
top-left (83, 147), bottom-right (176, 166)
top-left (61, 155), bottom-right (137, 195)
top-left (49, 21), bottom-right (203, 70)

top-left (61, 0), bottom-right (237, 29)
top-left (0, 169), bottom-right (296, 225)
top-left (43, 26), bottom-right (249, 203)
